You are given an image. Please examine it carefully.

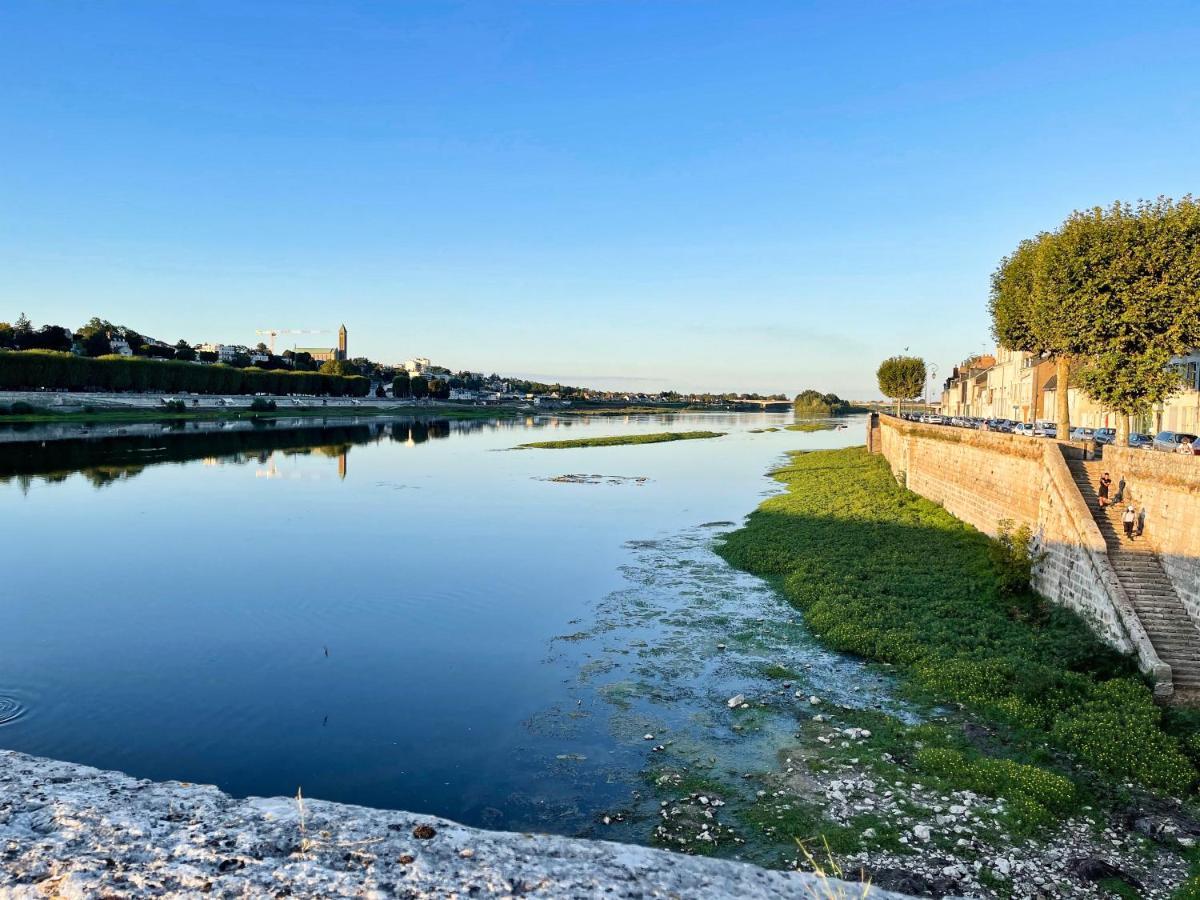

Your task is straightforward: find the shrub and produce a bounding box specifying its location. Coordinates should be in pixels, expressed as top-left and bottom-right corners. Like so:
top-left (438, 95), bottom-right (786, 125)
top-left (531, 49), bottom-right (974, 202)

top-left (990, 519), bottom-right (1045, 615)
top-left (9, 401), bottom-right (35, 415)
top-left (914, 747), bottom-right (1075, 831)
top-left (162, 399), bottom-right (187, 412)
top-left (249, 397), bottom-right (277, 412)
top-left (1050, 678), bottom-right (1195, 794)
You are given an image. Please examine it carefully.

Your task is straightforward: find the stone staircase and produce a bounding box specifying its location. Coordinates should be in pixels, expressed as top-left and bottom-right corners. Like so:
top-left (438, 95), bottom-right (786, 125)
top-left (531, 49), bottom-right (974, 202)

top-left (1066, 455), bottom-right (1200, 695)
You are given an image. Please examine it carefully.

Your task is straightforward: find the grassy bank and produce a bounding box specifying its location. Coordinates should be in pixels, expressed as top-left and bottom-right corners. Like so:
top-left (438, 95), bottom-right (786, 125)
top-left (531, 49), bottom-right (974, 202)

top-left (717, 448), bottom-right (1199, 812)
top-left (0, 403), bottom-right (515, 426)
top-left (516, 430), bottom-right (724, 449)
top-left (785, 422), bottom-right (837, 432)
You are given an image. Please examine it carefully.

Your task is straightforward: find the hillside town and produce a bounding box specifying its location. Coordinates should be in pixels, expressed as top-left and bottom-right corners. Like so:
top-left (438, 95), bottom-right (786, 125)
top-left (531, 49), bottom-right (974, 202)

top-left (0, 314), bottom-right (793, 407)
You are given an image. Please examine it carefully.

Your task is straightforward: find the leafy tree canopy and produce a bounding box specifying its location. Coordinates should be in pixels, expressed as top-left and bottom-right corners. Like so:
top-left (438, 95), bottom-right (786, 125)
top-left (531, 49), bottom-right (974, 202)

top-left (876, 356), bottom-right (927, 405)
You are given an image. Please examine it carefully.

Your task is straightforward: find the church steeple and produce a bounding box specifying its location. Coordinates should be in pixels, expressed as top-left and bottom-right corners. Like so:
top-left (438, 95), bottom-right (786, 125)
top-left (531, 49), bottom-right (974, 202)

top-left (337, 323), bottom-right (348, 360)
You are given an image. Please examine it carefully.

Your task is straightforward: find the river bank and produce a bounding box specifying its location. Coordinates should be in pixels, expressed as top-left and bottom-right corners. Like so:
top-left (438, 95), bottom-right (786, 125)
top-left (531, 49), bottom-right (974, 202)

top-left (0, 748), bottom-right (906, 899)
top-left (702, 447), bottom-right (1199, 897)
top-left (0, 398), bottom-right (516, 427)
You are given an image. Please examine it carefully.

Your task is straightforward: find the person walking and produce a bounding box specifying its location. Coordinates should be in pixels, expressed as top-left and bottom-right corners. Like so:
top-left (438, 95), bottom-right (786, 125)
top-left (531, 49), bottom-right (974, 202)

top-left (1122, 505), bottom-right (1136, 539)
top-left (1136, 506), bottom-right (1147, 538)
top-left (1098, 472), bottom-right (1112, 508)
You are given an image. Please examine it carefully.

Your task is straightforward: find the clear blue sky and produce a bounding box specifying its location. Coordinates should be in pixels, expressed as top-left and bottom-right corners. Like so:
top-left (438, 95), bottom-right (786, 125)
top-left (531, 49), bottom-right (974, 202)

top-left (2, 2), bottom-right (1198, 396)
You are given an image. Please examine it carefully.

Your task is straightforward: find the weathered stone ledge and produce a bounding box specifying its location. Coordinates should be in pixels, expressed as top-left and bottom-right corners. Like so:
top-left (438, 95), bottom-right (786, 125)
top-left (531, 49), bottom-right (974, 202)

top-left (0, 750), bottom-right (911, 898)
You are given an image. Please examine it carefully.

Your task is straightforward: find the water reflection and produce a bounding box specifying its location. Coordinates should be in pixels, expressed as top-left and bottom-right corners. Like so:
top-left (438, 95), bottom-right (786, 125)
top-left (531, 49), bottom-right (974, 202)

top-left (0, 411), bottom-right (878, 847)
top-left (0, 416), bottom-right (527, 490)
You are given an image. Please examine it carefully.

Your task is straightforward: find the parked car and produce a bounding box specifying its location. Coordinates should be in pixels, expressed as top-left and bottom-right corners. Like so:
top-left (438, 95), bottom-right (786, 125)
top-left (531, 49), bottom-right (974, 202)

top-left (1094, 428), bottom-right (1116, 445)
top-left (1069, 426), bottom-right (1095, 442)
top-left (926, 415), bottom-right (944, 424)
top-left (1153, 431), bottom-right (1199, 452)
top-left (1033, 421), bottom-right (1058, 438)
top-left (1128, 432), bottom-right (1155, 449)
top-left (1013, 422), bottom-right (1036, 436)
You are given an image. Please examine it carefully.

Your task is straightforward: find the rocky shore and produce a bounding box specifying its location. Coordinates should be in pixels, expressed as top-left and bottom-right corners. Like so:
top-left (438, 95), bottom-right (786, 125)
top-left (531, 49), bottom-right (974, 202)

top-left (0, 749), bottom-right (914, 899)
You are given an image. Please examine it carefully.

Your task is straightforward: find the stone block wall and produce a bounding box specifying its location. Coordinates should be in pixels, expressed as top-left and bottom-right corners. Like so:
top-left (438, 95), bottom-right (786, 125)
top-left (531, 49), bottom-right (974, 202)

top-left (873, 416), bottom-right (1170, 693)
top-left (876, 416), bottom-right (1043, 535)
top-left (1102, 445), bottom-right (1200, 627)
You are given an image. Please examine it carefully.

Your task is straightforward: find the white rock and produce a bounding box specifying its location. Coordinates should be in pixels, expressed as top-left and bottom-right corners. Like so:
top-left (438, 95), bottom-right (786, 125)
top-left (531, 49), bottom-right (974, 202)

top-left (912, 825), bottom-right (932, 842)
top-left (726, 694), bottom-right (745, 709)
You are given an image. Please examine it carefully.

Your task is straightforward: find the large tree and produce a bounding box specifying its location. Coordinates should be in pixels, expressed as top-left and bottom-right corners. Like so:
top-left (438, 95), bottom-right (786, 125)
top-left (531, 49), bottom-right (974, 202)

top-left (876, 355), bottom-right (926, 414)
top-left (989, 234), bottom-right (1078, 435)
top-left (995, 198), bottom-right (1200, 441)
top-left (319, 358), bottom-right (355, 377)
top-left (1067, 198), bottom-right (1200, 439)
top-left (392, 370), bottom-right (411, 398)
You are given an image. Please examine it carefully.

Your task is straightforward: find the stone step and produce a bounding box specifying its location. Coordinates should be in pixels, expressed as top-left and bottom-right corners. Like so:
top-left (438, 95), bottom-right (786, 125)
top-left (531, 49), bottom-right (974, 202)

top-left (1064, 453), bottom-right (1196, 698)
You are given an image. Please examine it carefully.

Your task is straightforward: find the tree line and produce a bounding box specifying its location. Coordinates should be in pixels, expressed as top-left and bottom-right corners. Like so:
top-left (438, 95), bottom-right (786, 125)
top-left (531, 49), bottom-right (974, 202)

top-left (991, 196), bottom-right (1200, 438)
top-left (391, 370), bottom-right (451, 400)
top-left (0, 350), bottom-right (371, 396)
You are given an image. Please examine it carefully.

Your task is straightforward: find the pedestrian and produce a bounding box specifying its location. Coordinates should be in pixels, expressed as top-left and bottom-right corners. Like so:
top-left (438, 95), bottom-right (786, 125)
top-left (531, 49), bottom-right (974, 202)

top-left (1137, 506), bottom-right (1147, 537)
top-left (1115, 476), bottom-right (1126, 503)
top-left (1122, 505), bottom-right (1136, 539)
top-left (1098, 472), bottom-right (1112, 508)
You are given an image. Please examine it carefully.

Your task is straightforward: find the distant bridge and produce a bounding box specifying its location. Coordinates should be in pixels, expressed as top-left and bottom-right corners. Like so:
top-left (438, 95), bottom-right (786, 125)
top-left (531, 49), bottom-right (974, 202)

top-left (732, 399), bottom-right (793, 410)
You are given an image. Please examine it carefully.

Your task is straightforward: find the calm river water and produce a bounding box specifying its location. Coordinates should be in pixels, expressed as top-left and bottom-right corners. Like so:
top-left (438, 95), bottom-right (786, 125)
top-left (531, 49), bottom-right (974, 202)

top-left (1, 411), bottom-right (901, 846)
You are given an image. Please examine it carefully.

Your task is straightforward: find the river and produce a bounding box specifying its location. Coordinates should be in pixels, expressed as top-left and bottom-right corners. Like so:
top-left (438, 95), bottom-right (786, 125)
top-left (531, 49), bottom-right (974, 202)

top-left (1, 411), bottom-right (905, 861)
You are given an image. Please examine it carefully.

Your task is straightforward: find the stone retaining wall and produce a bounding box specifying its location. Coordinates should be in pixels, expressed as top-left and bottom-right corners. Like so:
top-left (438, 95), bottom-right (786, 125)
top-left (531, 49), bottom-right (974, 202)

top-left (0, 749), bottom-right (908, 899)
top-left (873, 416), bottom-right (1170, 696)
top-left (1102, 444), bottom-right (1200, 627)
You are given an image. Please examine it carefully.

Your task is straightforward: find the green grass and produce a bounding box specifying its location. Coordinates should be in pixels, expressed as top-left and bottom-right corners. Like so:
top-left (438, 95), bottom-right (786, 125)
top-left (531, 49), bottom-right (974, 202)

top-left (515, 430), bottom-right (725, 449)
top-left (785, 423), bottom-right (837, 432)
top-left (717, 447), bottom-right (1197, 799)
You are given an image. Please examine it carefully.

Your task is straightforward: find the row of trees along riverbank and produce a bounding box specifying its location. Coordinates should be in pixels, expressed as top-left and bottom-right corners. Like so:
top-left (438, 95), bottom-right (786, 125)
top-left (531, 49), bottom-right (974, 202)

top-left (0, 350), bottom-right (371, 396)
top-left (991, 196), bottom-right (1200, 442)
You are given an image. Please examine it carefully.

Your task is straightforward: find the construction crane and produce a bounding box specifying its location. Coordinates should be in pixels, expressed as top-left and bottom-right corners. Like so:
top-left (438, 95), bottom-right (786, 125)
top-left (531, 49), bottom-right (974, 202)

top-left (254, 329), bottom-right (331, 354)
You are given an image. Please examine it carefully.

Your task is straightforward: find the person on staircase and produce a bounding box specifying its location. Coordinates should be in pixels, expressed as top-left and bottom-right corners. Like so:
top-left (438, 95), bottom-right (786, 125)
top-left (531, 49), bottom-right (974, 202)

top-left (1099, 472), bottom-right (1112, 508)
top-left (1122, 505), bottom-right (1136, 539)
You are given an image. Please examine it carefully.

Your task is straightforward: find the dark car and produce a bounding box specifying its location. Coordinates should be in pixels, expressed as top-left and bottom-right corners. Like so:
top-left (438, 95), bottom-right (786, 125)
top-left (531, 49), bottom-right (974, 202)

top-left (1094, 428), bottom-right (1116, 445)
top-left (1153, 431), bottom-right (1199, 452)
top-left (1128, 432), bottom-right (1155, 449)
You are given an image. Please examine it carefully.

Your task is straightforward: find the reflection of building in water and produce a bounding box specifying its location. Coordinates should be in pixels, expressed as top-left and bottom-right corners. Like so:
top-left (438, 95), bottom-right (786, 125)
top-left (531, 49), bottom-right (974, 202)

top-left (338, 451), bottom-right (347, 480)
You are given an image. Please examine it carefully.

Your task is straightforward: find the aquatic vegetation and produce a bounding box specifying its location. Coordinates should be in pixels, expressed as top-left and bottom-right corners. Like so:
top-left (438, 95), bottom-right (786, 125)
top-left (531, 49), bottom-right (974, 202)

top-left (717, 447), bottom-right (1197, 796)
top-left (784, 423), bottom-right (836, 432)
top-left (516, 431), bottom-right (724, 449)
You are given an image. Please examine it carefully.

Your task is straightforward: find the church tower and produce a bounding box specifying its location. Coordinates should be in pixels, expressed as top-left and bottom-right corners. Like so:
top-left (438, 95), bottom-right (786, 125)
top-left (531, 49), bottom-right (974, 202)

top-left (337, 324), bottom-right (348, 361)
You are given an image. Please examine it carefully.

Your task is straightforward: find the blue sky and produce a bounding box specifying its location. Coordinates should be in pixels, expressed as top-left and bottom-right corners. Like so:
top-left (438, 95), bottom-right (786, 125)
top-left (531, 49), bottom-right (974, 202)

top-left (2, 2), bottom-right (1198, 396)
